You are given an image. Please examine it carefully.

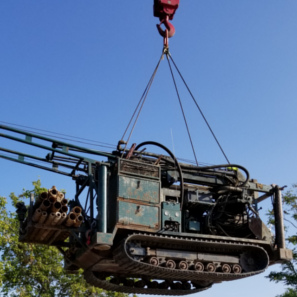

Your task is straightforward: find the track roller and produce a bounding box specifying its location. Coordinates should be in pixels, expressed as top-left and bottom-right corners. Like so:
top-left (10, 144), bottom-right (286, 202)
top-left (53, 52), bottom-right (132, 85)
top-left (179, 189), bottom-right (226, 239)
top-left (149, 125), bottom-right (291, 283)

top-left (222, 264), bottom-right (231, 273)
top-left (233, 264), bottom-right (242, 274)
top-left (194, 262), bottom-right (204, 271)
top-left (165, 259), bottom-right (176, 269)
top-left (178, 261), bottom-right (189, 270)
top-left (206, 263), bottom-right (216, 272)
top-left (148, 256), bottom-right (159, 266)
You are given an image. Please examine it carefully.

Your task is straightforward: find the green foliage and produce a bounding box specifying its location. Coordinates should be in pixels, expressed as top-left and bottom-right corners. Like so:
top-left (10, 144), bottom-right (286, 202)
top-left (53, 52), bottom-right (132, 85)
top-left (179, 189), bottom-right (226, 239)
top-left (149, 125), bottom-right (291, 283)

top-left (0, 180), bottom-right (131, 297)
top-left (276, 288), bottom-right (297, 297)
top-left (267, 184), bottom-right (297, 296)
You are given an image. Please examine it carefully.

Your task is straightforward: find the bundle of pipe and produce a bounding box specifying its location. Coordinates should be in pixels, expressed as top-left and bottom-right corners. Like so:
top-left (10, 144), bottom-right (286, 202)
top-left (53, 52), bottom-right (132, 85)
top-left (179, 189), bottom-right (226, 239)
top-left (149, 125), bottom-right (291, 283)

top-left (27, 186), bottom-right (83, 243)
top-left (42, 212), bottom-right (68, 242)
top-left (69, 206), bottom-right (83, 228)
top-left (57, 206), bottom-right (84, 242)
top-left (29, 210), bottom-right (48, 240)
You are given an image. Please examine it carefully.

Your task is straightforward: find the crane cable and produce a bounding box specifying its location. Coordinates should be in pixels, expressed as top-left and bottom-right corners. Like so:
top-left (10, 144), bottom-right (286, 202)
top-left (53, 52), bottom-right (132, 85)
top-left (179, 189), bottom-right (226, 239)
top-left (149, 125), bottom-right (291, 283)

top-left (165, 49), bottom-right (199, 166)
top-left (119, 49), bottom-right (165, 156)
top-left (120, 47), bottom-right (230, 165)
top-left (166, 50), bottom-right (231, 164)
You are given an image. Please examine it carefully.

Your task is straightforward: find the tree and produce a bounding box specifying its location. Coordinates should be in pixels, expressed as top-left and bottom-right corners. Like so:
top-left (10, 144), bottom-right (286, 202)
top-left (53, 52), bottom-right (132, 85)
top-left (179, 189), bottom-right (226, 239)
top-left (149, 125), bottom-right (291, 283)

top-left (0, 180), bottom-right (131, 297)
top-left (267, 184), bottom-right (297, 297)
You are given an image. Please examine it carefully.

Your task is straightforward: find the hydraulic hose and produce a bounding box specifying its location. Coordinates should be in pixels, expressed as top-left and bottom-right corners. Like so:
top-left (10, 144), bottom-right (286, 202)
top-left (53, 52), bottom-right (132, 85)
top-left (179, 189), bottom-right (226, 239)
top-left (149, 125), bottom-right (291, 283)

top-left (134, 141), bottom-right (184, 210)
top-left (158, 158), bottom-right (250, 187)
top-left (183, 164), bottom-right (250, 187)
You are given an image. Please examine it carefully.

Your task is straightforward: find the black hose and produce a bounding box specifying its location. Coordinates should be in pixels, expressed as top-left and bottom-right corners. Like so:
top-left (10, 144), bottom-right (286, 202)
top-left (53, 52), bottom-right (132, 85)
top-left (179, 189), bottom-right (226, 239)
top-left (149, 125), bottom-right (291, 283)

top-left (134, 141), bottom-right (184, 210)
top-left (187, 164), bottom-right (250, 186)
top-left (162, 159), bottom-right (250, 187)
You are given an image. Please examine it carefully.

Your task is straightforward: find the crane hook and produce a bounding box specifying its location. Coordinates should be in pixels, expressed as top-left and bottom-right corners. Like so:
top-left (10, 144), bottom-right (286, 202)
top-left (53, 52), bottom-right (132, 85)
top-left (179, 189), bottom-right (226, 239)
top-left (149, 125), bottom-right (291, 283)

top-left (156, 15), bottom-right (176, 38)
top-left (153, 0), bottom-right (179, 48)
top-left (156, 15), bottom-right (175, 48)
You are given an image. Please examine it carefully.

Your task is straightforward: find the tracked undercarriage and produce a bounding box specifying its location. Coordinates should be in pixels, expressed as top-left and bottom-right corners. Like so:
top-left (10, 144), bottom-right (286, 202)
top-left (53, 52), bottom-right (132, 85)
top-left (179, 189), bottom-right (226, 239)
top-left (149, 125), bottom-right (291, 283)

top-left (81, 231), bottom-right (272, 295)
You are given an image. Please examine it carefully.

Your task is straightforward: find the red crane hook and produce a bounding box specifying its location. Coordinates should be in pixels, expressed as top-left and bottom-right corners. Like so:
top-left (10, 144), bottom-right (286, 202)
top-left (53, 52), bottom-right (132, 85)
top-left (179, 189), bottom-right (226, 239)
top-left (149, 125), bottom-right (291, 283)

top-left (154, 0), bottom-right (179, 48)
top-left (156, 15), bottom-right (176, 38)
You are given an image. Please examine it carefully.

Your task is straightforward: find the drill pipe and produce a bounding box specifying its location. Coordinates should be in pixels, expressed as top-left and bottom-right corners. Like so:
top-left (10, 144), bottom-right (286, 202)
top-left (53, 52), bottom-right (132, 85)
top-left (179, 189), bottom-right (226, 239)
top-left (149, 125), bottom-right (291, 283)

top-left (48, 186), bottom-right (58, 199)
top-left (57, 192), bottom-right (64, 202)
top-left (29, 211), bottom-right (48, 240)
top-left (45, 212), bottom-right (58, 225)
top-left (65, 212), bottom-right (76, 227)
top-left (44, 212), bottom-right (67, 242)
top-left (52, 212), bottom-right (73, 242)
top-left (35, 191), bottom-right (48, 208)
top-left (32, 208), bottom-right (42, 223)
top-left (39, 213), bottom-right (55, 241)
top-left (39, 212), bottom-right (62, 242)
top-left (39, 229), bottom-right (51, 242)
top-left (61, 198), bottom-right (68, 206)
top-left (48, 196), bottom-right (56, 204)
top-left (58, 212), bottom-right (83, 242)
top-left (58, 212), bottom-right (68, 225)
top-left (39, 211), bottom-right (48, 224)
top-left (60, 205), bottom-right (68, 213)
top-left (74, 214), bottom-right (83, 227)
top-left (52, 212), bottom-right (62, 225)
top-left (39, 199), bottom-right (51, 211)
top-left (53, 213), bottom-right (75, 241)
top-left (51, 201), bottom-right (61, 213)
top-left (71, 206), bottom-right (82, 216)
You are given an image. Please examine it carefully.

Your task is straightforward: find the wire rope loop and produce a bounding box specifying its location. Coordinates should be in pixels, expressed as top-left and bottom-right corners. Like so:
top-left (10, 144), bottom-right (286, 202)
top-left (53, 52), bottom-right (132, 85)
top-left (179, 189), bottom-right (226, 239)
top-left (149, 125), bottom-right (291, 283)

top-left (120, 47), bottom-right (230, 166)
top-left (120, 52), bottom-right (164, 153)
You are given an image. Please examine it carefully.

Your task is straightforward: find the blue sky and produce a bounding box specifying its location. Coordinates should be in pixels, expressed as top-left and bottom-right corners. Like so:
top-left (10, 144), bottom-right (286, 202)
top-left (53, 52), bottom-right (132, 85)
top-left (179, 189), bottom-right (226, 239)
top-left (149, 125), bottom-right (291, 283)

top-left (1, 1), bottom-right (297, 296)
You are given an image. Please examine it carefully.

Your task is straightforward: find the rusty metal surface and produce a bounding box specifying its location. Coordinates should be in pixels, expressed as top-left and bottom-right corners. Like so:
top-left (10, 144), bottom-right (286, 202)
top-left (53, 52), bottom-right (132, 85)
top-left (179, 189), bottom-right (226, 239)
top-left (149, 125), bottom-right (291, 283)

top-left (119, 159), bottom-right (160, 179)
top-left (249, 217), bottom-right (273, 241)
top-left (118, 175), bottom-right (160, 203)
top-left (117, 200), bottom-right (159, 231)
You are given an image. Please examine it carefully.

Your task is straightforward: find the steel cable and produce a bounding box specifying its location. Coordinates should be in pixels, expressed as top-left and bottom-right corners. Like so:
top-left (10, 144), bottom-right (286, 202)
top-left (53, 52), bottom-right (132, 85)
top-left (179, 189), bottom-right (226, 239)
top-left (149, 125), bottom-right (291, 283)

top-left (166, 53), bottom-right (199, 166)
top-left (167, 52), bottom-right (230, 164)
top-left (120, 50), bottom-right (166, 153)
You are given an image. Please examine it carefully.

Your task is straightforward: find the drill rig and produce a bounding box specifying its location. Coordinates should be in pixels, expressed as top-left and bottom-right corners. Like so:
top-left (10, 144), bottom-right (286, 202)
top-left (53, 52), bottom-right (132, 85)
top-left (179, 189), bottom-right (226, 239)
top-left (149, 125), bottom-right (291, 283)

top-left (0, 124), bottom-right (292, 295)
top-left (0, 1), bottom-right (293, 295)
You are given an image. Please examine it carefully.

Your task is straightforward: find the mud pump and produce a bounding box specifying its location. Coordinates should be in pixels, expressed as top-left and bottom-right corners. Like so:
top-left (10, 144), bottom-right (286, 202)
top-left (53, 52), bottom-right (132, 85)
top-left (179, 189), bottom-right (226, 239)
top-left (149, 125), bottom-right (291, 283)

top-left (0, 124), bottom-right (293, 295)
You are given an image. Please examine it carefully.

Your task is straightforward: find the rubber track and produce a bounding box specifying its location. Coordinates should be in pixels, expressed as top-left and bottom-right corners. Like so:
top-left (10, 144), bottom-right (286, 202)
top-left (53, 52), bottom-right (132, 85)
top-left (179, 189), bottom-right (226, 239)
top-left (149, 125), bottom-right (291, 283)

top-left (83, 269), bottom-right (210, 295)
top-left (113, 233), bottom-right (269, 283)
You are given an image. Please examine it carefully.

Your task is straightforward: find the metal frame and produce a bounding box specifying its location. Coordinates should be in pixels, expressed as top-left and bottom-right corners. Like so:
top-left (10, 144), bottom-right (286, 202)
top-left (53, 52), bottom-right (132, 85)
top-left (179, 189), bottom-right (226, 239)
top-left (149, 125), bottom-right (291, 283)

top-left (0, 124), bottom-right (114, 241)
